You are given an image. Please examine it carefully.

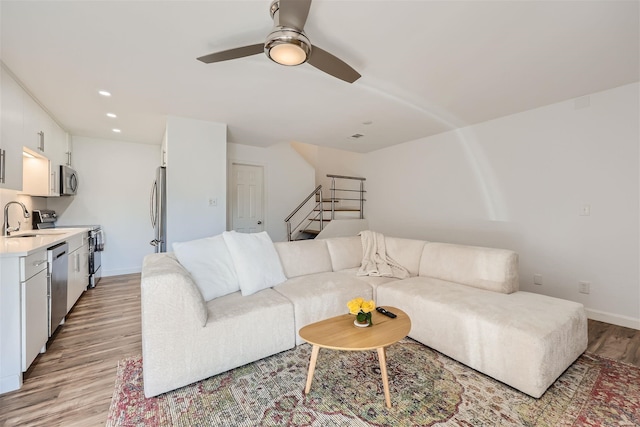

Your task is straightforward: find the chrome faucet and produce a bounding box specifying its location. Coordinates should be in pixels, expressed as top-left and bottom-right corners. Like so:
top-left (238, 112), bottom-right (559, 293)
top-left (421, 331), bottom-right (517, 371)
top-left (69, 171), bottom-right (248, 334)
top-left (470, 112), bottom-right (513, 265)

top-left (3, 201), bottom-right (30, 236)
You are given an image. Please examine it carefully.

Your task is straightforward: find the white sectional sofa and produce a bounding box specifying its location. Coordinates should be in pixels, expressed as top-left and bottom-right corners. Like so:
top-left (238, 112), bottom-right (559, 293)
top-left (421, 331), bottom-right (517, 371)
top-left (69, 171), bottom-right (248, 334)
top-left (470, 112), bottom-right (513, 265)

top-left (140, 233), bottom-right (587, 399)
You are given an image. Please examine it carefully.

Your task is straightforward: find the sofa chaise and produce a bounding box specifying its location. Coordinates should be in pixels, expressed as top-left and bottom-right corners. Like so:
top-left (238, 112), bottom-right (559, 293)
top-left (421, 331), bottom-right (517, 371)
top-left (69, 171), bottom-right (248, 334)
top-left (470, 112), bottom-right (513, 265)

top-left (140, 233), bottom-right (587, 399)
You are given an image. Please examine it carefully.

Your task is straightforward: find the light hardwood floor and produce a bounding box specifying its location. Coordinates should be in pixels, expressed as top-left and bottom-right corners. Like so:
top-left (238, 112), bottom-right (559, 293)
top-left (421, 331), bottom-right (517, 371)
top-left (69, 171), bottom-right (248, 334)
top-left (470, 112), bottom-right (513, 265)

top-left (1, 273), bottom-right (638, 426)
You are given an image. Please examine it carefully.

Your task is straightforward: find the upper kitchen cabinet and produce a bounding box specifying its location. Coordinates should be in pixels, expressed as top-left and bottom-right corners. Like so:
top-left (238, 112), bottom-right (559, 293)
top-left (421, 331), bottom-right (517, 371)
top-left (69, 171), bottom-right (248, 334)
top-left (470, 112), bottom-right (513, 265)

top-left (0, 67), bottom-right (25, 191)
top-left (160, 131), bottom-right (168, 166)
top-left (22, 93), bottom-right (67, 170)
top-left (1, 65), bottom-right (69, 197)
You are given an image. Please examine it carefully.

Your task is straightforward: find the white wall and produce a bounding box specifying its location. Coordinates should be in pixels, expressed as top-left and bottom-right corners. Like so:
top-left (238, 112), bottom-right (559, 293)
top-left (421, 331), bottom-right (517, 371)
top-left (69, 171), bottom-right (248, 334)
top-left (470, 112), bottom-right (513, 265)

top-left (227, 142), bottom-right (315, 242)
top-left (359, 83), bottom-right (639, 328)
top-left (165, 117), bottom-right (227, 249)
top-left (47, 136), bottom-right (159, 276)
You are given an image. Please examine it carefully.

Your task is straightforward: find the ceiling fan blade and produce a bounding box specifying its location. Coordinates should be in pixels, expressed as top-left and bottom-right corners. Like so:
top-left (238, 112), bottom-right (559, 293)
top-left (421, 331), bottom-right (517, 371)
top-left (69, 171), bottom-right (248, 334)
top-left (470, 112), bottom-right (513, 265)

top-left (307, 45), bottom-right (361, 83)
top-left (278, 0), bottom-right (312, 29)
top-left (197, 43), bottom-right (264, 64)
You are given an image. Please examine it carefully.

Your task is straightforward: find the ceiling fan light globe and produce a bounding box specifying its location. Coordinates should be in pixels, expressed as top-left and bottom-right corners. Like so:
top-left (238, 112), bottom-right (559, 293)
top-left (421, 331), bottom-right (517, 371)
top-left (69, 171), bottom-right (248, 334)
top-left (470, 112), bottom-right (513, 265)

top-left (264, 27), bottom-right (311, 66)
top-left (269, 43), bottom-right (307, 66)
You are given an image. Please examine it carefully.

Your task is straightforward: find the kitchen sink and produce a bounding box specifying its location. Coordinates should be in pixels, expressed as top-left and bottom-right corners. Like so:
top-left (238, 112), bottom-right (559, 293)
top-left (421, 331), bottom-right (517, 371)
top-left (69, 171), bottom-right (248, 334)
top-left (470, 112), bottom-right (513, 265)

top-left (5, 230), bottom-right (68, 238)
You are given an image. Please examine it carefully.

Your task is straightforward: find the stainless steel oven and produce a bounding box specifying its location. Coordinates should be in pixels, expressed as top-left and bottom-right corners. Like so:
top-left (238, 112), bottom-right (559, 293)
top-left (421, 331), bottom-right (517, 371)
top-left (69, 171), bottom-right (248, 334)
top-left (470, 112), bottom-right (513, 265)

top-left (87, 226), bottom-right (103, 287)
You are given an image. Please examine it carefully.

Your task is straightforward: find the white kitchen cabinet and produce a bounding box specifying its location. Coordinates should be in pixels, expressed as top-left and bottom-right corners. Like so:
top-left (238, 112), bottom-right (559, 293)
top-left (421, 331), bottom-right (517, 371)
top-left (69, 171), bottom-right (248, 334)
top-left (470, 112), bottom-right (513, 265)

top-left (22, 96), bottom-right (64, 197)
top-left (67, 234), bottom-right (89, 312)
top-left (22, 150), bottom-right (58, 197)
top-left (20, 250), bottom-right (49, 372)
top-left (63, 133), bottom-right (72, 167)
top-left (1, 65), bottom-right (68, 197)
top-left (160, 131), bottom-right (168, 166)
top-left (22, 93), bottom-right (51, 156)
top-left (0, 67), bottom-right (25, 190)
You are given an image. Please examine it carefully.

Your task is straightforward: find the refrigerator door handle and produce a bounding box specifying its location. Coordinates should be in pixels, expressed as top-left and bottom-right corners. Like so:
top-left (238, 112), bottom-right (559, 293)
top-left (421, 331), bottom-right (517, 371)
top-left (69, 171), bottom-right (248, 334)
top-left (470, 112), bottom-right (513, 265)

top-left (150, 180), bottom-right (157, 229)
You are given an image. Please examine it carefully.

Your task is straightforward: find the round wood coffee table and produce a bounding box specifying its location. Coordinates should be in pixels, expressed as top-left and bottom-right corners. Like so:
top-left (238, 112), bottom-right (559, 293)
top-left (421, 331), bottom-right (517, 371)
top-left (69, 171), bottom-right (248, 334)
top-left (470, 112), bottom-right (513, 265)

top-left (298, 306), bottom-right (411, 408)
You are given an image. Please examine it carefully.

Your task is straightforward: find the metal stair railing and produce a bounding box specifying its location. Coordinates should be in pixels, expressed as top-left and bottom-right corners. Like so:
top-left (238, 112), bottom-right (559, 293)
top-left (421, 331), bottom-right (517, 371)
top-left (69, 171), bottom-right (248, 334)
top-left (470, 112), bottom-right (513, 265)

top-left (284, 175), bottom-right (366, 241)
top-left (284, 185), bottom-right (323, 241)
top-left (327, 174), bottom-right (366, 220)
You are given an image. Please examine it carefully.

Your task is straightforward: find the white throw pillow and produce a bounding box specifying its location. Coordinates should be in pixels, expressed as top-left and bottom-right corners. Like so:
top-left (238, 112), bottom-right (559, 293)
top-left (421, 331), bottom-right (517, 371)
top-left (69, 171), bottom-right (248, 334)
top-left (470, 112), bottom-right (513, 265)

top-left (173, 235), bottom-right (240, 301)
top-left (222, 231), bottom-right (287, 296)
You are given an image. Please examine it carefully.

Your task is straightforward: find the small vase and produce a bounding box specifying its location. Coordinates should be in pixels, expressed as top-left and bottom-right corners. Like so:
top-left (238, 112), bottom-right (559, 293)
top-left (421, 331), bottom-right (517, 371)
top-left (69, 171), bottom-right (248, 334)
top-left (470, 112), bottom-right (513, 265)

top-left (354, 319), bottom-right (370, 327)
top-left (354, 311), bottom-right (372, 327)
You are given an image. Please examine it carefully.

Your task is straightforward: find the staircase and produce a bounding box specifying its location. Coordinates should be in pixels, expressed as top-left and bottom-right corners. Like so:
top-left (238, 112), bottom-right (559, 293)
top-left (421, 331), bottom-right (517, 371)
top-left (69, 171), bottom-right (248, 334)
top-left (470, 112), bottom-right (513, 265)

top-left (285, 174), bottom-right (366, 241)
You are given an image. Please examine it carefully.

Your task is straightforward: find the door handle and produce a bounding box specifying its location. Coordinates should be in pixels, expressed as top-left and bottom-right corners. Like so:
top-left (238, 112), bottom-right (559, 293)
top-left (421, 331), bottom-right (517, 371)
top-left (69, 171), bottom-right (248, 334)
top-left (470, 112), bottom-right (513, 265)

top-left (257, 221), bottom-right (262, 225)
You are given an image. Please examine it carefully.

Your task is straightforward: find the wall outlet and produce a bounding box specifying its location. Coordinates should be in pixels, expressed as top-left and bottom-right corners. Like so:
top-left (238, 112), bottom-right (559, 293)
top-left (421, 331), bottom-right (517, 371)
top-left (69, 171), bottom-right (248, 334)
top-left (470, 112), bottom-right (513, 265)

top-left (533, 274), bottom-right (543, 285)
top-left (580, 204), bottom-right (591, 216)
top-left (208, 198), bottom-right (217, 207)
top-left (578, 281), bottom-right (590, 294)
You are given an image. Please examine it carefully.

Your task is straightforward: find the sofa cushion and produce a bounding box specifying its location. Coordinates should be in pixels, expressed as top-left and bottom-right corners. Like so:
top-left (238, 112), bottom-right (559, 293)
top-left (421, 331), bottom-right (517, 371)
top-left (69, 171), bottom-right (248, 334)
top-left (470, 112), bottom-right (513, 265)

top-left (376, 277), bottom-right (587, 398)
top-left (172, 235), bottom-right (240, 301)
top-left (273, 272), bottom-right (374, 345)
top-left (384, 237), bottom-right (428, 277)
top-left (419, 242), bottom-right (519, 294)
top-left (274, 239), bottom-right (333, 278)
top-left (337, 267), bottom-right (400, 301)
top-left (222, 231), bottom-right (287, 296)
top-left (325, 236), bottom-right (362, 271)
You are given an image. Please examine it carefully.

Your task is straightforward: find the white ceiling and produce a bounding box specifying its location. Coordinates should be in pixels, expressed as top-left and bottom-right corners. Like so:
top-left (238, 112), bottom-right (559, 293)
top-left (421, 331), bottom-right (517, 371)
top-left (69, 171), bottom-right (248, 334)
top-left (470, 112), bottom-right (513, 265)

top-left (1, 1), bottom-right (638, 153)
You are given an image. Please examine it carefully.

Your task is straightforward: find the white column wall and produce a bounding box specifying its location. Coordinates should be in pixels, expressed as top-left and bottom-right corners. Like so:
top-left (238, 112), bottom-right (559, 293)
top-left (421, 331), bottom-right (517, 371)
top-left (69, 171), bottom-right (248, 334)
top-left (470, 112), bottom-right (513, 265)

top-left (165, 117), bottom-right (227, 249)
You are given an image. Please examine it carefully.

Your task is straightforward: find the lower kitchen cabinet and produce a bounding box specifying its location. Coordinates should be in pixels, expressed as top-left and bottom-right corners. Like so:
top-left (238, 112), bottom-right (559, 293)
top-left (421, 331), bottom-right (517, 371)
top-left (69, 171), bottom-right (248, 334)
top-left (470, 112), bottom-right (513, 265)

top-left (20, 251), bottom-right (49, 372)
top-left (67, 234), bottom-right (89, 312)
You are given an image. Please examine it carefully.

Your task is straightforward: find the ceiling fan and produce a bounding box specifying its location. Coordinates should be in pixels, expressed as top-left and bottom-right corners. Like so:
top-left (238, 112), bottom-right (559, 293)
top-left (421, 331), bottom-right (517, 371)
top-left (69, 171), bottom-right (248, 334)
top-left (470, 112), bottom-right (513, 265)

top-left (197, 0), bottom-right (361, 83)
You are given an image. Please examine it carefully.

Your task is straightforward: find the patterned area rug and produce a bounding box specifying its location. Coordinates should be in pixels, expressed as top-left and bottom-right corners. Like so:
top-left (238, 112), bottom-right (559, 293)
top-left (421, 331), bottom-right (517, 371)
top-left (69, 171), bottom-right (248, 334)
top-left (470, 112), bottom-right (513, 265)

top-left (106, 338), bottom-right (640, 426)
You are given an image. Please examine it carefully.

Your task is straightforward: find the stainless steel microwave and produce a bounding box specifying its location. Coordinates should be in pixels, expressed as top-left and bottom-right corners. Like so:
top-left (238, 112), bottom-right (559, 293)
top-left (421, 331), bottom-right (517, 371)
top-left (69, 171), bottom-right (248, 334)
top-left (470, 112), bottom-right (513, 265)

top-left (60, 165), bottom-right (79, 196)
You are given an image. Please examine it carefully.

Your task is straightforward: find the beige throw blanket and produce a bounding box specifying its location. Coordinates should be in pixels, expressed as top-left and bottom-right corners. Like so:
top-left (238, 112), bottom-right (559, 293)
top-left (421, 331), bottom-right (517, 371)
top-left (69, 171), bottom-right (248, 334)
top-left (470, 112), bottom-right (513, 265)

top-left (357, 231), bottom-right (410, 279)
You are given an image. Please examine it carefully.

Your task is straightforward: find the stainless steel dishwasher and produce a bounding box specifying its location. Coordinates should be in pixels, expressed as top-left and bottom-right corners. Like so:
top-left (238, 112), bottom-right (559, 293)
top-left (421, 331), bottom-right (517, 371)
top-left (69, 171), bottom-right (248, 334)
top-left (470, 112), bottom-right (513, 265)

top-left (47, 242), bottom-right (68, 337)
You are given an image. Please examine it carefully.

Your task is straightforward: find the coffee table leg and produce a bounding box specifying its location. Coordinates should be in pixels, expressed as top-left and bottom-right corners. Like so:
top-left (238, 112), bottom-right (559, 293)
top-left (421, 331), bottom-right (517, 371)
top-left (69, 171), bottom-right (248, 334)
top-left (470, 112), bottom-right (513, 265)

top-left (304, 345), bottom-right (320, 394)
top-left (377, 347), bottom-right (392, 408)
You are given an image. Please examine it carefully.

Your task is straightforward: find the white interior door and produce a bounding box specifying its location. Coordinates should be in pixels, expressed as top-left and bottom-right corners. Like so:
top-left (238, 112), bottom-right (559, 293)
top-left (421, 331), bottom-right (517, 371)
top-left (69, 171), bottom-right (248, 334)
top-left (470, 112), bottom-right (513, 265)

top-left (231, 163), bottom-right (264, 233)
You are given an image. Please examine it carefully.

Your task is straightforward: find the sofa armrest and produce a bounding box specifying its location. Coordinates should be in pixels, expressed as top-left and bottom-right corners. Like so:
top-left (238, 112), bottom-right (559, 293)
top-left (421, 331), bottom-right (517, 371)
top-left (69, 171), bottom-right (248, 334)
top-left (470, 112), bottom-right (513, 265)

top-left (141, 253), bottom-right (208, 329)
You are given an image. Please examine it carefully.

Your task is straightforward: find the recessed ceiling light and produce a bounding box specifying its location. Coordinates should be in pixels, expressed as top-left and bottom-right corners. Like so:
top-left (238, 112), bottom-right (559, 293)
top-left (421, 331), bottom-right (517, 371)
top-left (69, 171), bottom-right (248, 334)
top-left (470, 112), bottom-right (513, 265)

top-left (362, 121), bottom-right (373, 125)
top-left (98, 90), bottom-right (111, 97)
top-left (106, 113), bottom-right (117, 118)
top-left (112, 128), bottom-right (121, 133)
top-left (348, 133), bottom-right (365, 140)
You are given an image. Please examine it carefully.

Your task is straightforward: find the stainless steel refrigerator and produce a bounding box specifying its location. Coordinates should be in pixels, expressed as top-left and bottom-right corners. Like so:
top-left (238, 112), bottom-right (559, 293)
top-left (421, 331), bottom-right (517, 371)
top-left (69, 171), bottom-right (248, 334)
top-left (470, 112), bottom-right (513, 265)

top-left (149, 166), bottom-right (167, 252)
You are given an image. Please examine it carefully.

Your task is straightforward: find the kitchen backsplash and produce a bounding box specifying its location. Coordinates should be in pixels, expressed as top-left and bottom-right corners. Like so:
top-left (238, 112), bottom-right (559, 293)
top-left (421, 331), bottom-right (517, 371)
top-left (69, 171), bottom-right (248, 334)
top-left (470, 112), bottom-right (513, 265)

top-left (0, 188), bottom-right (48, 231)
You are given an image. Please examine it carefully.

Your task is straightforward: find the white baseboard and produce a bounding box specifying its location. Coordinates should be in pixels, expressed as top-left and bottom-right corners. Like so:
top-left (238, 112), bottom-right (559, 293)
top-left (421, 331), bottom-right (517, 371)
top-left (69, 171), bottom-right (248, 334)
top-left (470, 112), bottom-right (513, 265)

top-left (586, 308), bottom-right (640, 330)
top-left (102, 267), bottom-right (142, 277)
top-left (1, 374), bottom-right (22, 394)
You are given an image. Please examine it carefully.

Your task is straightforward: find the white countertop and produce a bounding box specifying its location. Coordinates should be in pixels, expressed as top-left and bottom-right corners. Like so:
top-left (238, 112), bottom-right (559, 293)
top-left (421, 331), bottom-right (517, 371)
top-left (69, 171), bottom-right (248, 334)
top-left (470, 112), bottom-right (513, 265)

top-left (0, 228), bottom-right (90, 258)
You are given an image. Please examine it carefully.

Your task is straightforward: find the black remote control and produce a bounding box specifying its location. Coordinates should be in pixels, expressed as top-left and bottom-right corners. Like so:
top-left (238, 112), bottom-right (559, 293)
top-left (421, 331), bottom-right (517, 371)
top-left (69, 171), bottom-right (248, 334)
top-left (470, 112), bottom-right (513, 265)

top-left (376, 307), bottom-right (397, 318)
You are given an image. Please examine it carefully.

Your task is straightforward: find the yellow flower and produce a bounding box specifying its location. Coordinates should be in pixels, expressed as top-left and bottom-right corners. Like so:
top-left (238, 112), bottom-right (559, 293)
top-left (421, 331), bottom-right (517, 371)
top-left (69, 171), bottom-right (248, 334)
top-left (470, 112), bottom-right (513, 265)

top-left (360, 300), bottom-right (375, 313)
top-left (347, 297), bottom-right (376, 315)
top-left (347, 299), bottom-right (362, 315)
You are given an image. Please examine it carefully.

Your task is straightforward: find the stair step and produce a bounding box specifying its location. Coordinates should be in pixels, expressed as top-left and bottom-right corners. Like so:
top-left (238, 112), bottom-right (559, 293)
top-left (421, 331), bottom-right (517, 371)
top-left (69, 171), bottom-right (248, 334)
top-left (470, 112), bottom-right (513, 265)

top-left (294, 229), bottom-right (320, 240)
top-left (314, 208), bottom-right (360, 212)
